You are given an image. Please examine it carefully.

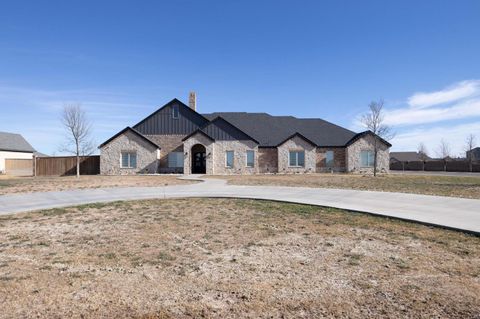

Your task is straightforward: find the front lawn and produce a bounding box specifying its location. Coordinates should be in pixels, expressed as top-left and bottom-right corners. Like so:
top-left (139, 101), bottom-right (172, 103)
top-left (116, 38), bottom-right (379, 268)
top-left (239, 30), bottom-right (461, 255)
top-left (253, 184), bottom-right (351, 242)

top-left (0, 175), bottom-right (192, 195)
top-left (0, 198), bottom-right (478, 318)
top-left (215, 173), bottom-right (480, 199)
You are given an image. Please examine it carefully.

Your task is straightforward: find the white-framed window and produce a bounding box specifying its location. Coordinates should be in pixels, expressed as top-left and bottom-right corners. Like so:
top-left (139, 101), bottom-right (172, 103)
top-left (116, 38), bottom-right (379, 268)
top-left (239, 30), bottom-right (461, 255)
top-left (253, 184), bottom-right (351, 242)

top-left (121, 152), bottom-right (137, 168)
top-left (289, 151), bottom-right (305, 167)
top-left (226, 151), bottom-right (234, 168)
top-left (326, 150), bottom-right (334, 168)
top-left (172, 105), bottom-right (179, 119)
top-left (168, 152), bottom-right (183, 168)
top-left (246, 150), bottom-right (254, 167)
top-left (360, 150), bottom-right (375, 167)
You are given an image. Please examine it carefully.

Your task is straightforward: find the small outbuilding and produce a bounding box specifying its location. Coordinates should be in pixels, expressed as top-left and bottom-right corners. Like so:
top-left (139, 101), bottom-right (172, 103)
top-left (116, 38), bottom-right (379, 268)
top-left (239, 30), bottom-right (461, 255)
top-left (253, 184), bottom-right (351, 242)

top-left (0, 131), bottom-right (35, 176)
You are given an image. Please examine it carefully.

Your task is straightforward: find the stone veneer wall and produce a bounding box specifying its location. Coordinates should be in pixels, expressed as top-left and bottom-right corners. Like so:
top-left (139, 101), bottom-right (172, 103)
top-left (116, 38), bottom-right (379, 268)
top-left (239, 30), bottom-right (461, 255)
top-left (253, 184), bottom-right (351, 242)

top-left (100, 130), bottom-right (159, 175)
top-left (213, 140), bottom-right (259, 175)
top-left (258, 147), bottom-right (278, 173)
top-left (146, 135), bottom-right (184, 173)
top-left (316, 148), bottom-right (346, 172)
top-left (346, 134), bottom-right (390, 173)
top-left (277, 136), bottom-right (316, 174)
top-left (183, 133), bottom-right (214, 175)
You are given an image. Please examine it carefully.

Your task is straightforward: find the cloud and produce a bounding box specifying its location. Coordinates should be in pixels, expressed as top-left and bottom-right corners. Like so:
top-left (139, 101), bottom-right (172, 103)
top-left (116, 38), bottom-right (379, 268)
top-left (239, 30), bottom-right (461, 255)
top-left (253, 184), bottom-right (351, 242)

top-left (383, 79), bottom-right (480, 126)
top-left (384, 98), bottom-right (480, 126)
top-left (391, 121), bottom-right (480, 157)
top-left (407, 80), bottom-right (480, 109)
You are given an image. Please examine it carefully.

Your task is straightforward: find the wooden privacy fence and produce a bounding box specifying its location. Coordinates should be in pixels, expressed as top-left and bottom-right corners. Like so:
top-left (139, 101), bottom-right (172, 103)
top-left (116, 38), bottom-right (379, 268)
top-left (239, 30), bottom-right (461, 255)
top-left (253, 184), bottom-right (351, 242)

top-left (5, 159), bottom-right (33, 176)
top-left (35, 156), bottom-right (100, 176)
top-left (390, 160), bottom-right (480, 172)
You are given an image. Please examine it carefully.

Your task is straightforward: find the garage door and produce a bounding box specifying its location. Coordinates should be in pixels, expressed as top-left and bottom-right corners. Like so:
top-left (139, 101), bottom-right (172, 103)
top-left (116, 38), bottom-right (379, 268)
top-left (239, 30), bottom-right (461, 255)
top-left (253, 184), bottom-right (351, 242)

top-left (5, 159), bottom-right (33, 176)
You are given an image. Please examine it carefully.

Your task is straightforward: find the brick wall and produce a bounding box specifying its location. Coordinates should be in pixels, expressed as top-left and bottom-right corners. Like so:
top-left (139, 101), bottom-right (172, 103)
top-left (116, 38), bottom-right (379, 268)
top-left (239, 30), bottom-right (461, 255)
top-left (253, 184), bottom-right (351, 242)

top-left (100, 130), bottom-right (159, 175)
top-left (146, 135), bottom-right (184, 173)
top-left (346, 135), bottom-right (390, 173)
top-left (213, 140), bottom-right (259, 175)
top-left (316, 148), bottom-right (346, 172)
top-left (258, 148), bottom-right (278, 173)
top-left (277, 136), bottom-right (316, 174)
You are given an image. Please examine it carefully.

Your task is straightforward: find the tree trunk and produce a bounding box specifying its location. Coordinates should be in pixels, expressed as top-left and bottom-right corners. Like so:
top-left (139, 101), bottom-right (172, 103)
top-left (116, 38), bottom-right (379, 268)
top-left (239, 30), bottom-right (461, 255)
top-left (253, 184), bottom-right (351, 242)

top-left (76, 142), bottom-right (80, 178)
top-left (373, 137), bottom-right (378, 177)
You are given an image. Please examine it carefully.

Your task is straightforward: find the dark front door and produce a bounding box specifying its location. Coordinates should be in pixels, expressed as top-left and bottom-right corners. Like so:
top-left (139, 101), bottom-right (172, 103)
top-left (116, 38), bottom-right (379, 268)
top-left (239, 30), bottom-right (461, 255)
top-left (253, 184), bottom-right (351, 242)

top-left (192, 151), bottom-right (206, 174)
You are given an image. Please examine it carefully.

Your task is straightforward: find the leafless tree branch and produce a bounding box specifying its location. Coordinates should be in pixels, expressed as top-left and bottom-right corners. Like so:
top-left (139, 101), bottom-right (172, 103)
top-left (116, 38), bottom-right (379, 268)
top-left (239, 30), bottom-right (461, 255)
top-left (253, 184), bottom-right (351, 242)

top-left (60, 104), bottom-right (95, 178)
top-left (360, 99), bottom-right (394, 176)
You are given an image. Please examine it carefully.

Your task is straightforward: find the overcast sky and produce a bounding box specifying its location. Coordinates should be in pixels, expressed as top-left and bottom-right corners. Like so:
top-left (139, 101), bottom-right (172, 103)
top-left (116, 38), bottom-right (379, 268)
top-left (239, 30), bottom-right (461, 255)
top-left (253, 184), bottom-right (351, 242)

top-left (1, 0), bottom-right (479, 157)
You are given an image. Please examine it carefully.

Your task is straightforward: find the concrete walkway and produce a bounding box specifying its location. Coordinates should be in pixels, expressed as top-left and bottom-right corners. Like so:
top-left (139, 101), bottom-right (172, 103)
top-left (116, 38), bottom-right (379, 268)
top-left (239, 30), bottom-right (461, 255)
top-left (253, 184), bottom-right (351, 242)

top-left (0, 176), bottom-right (479, 234)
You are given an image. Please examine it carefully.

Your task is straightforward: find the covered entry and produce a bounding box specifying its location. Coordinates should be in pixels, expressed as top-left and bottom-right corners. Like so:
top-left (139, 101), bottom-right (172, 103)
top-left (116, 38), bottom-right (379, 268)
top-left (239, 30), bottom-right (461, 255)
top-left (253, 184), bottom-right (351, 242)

top-left (191, 144), bottom-right (206, 174)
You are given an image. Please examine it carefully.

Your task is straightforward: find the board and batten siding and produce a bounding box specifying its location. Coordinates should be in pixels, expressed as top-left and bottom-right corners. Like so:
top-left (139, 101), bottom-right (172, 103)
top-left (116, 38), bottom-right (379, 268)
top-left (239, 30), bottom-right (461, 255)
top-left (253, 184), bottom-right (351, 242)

top-left (133, 101), bottom-right (208, 135)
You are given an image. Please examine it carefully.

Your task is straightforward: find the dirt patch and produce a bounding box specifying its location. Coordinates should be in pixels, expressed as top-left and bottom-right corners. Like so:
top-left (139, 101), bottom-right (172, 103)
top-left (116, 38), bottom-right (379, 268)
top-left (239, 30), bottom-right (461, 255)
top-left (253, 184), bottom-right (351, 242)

top-left (0, 198), bottom-right (479, 318)
top-left (0, 175), bottom-right (192, 195)
top-left (214, 174), bottom-right (480, 199)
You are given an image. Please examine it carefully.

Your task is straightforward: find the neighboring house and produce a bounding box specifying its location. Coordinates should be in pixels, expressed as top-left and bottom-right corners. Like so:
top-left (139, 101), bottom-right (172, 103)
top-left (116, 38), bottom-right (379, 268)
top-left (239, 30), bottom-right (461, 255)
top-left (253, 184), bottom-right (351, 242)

top-left (466, 147), bottom-right (480, 161)
top-left (99, 97), bottom-right (391, 175)
top-left (0, 131), bottom-right (35, 175)
top-left (390, 151), bottom-right (431, 163)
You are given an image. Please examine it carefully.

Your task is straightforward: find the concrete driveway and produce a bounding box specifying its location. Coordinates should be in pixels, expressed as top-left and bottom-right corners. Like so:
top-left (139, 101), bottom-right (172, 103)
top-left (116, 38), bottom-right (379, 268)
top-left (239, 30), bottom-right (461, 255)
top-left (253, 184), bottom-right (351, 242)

top-left (0, 176), bottom-right (479, 234)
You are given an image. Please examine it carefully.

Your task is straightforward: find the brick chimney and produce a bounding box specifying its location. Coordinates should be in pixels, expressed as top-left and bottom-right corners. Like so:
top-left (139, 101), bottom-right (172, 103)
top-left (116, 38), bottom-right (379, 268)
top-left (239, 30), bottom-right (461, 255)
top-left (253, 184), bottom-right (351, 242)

top-left (188, 91), bottom-right (196, 111)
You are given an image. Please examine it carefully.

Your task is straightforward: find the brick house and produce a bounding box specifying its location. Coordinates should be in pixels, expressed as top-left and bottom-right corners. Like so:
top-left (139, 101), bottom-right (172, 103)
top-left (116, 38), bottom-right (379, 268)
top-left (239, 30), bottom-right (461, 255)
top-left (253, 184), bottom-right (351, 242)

top-left (99, 96), bottom-right (391, 175)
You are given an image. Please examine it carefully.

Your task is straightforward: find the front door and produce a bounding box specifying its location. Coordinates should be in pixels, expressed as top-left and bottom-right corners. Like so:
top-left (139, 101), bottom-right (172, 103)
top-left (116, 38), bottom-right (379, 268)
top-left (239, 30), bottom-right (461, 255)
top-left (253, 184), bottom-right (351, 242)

top-left (192, 151), bottom-right (206, 174)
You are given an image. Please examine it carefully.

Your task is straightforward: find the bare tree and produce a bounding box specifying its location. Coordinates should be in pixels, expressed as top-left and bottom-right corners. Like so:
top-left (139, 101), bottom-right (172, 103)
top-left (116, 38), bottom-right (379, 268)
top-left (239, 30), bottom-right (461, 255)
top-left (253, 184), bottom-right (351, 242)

top-left (437, 139), bottom-right (451, 171)
top-left (360, 99), bottom-right (394, 176)
top-left (60, 104), bottom-right (95, 178)
top-left (465, 134), bottom-right (476, 172)
top-left (417, 142), bottom-right (429, 171)
top-left (437, 139), bottom-right (451, 159)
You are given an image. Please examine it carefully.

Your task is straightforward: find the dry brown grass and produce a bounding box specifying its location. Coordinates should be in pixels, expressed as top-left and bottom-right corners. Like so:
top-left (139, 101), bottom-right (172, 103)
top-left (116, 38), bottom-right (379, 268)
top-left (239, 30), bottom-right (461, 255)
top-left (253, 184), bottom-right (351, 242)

top-left (215, 173), bottom-right (480, 199)
top-left (0, 175), bottom-right (191, 195)
top-left (0, 198), bottom-right (479, 318)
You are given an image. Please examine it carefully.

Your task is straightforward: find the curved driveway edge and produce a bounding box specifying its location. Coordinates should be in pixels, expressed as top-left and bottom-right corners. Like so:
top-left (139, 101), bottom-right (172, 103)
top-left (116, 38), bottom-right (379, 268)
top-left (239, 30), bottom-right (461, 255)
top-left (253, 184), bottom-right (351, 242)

top-left (0, 176), bottom-right (479, 235)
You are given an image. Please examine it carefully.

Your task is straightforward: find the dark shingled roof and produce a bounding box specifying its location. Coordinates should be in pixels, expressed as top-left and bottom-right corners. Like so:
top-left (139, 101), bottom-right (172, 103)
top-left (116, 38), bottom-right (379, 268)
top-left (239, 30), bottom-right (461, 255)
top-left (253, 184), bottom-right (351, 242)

top-left (0, 131), bottom-right (35, 152)
top-left (202, 112), bottom-right (357, 147)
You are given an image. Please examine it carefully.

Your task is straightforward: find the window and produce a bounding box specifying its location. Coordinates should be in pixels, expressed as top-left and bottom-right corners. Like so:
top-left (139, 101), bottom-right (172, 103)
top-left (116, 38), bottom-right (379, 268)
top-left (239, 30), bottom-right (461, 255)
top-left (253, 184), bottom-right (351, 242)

top-left (289, 151), bottom-right (305, 167)
top-left (168, 152), bottom-right (183, 168)
top-left (246, 150), bottom-right (254, 167)
top-left (360, 150), bottom-right (375, 167)
top-left (326, 151), bottom-right (334, 167)
top-left (226, 151), bottom-right (234, 168)
top-left (121, 152), bottom-right (137, 168)
top-left (172, 105), bottom-right (179, 119)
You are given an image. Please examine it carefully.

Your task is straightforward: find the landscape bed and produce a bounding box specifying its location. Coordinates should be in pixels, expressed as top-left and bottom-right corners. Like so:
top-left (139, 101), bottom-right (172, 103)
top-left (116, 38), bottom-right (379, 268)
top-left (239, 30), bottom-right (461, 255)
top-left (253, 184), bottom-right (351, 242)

top-left (0, 198), bottom-right (478, 318)
top-left (215, 173), bottom-right (480, 199)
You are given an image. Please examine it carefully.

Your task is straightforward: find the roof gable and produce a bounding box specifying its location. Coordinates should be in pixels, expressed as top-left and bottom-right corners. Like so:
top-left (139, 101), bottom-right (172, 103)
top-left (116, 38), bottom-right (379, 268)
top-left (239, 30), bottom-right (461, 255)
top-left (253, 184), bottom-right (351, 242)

top-left (345, 131), bottom-right (392, 148)
top-left (0, 131), bottom-right (35, 152)
top-left (276, 132), bottom-right (316, 147)
top-left (182, 129), bottom-right (215, 142)
top-left (201, 117), bottom-right (259, 143)
top-left (99, 127), bottom-right (160, 148)
top-left (133, 99), bottom-right (209, 135)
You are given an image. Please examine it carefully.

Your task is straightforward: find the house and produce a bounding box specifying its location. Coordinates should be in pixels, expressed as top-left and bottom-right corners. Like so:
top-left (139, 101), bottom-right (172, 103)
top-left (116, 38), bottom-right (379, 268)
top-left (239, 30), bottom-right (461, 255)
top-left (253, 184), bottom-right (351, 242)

top-left (99, 96), bottom-right (391, 175)
top-left (466, 147), bottom-right (480, 161)
top-left (0, 131), bottom-right (35, 175)
top-left (390, 151), bottom-right (431, 163)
